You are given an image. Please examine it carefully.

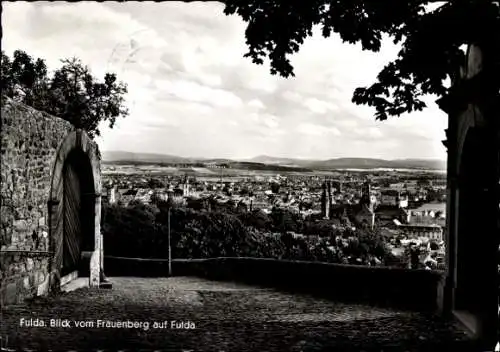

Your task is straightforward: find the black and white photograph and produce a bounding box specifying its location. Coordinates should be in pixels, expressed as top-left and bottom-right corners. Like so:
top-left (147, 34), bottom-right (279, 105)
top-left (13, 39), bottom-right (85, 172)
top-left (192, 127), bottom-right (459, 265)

top-left (1, 1), bottom-right (499, 351)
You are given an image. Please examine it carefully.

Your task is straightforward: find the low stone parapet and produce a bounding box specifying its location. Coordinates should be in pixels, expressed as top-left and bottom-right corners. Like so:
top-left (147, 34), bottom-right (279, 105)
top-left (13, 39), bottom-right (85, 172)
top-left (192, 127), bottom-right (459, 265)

top-left (104, 256), bottom-right (444, 312)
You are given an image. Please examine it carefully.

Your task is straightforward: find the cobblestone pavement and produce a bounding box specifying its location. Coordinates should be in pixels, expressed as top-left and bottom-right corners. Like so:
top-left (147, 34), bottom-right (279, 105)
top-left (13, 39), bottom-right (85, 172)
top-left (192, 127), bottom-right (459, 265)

top-left (1, 277), bottom-right (473, 351)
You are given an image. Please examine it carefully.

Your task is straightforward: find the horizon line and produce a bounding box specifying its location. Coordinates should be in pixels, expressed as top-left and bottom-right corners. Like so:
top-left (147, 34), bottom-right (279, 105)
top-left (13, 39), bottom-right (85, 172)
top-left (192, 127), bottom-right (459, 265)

top-left (100, 149), bottom-right (447, 162)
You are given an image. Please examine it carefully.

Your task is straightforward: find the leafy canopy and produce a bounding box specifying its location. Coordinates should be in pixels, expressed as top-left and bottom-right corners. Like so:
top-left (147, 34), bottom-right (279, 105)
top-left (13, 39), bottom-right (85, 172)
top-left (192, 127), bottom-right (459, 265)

top-left (1, 50), bottom-right (128, 138)
top-left (223, 0), bottom-right (500, 120)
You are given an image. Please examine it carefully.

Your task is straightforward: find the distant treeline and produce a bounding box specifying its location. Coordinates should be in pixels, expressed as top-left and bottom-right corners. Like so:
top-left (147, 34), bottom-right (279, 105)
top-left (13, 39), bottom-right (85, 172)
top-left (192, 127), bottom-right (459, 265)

top-left (102, 160), bottom-right (205, 167)
top-left (228, 161), bottom-right (312, 172)
top-left (103, 160), bottom-right (313, 172)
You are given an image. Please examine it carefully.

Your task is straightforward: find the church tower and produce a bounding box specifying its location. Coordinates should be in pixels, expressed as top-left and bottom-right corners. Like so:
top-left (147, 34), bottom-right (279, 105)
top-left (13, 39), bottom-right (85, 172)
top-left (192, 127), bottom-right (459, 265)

top-left (327, 180), bottom-right (334, 211)
top-left (321, 180), bottom-right (330, 219)
top-left (182, 173), bottom-right (190, 197)
top-left (360, 181), bottom-right (372, 210)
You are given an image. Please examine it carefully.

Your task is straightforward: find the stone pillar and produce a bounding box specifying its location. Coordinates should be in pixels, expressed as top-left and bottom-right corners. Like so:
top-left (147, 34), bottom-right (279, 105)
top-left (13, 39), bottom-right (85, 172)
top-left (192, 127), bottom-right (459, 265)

top-left (442, 126), bottom-right (459, 315)
top-left (100, 232), bottom-right (104, 275)
top-left (89, 193), bottom-right (101, 288)
top-left (98, 231), bottom-right (111, 287)
top-left (89, 238), bottom-right (100, 288)
top-left (47, 198), bottom-right (62, 291)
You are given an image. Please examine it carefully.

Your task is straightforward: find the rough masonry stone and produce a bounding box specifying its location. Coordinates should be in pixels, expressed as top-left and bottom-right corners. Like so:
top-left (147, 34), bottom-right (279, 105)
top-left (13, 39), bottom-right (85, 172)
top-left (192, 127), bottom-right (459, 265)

top-left (1, 97), bottom-right (103, 306)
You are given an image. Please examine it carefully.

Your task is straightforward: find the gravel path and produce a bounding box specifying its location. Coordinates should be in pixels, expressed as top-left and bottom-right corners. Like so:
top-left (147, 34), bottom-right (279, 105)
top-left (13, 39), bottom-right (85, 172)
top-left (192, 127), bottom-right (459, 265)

top-left (1, 277), bottom-right (473, 351)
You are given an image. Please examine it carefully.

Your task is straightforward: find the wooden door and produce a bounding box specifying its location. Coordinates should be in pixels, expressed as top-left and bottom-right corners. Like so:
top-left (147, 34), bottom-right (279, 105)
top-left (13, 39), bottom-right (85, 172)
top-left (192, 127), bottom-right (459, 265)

top-left (62, 160), bottom-right (83, 277)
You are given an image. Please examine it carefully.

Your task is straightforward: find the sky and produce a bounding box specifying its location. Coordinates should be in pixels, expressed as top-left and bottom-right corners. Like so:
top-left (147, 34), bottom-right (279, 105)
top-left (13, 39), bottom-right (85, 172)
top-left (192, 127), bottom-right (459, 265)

top-left (2, 1), bottom-right (449, 160)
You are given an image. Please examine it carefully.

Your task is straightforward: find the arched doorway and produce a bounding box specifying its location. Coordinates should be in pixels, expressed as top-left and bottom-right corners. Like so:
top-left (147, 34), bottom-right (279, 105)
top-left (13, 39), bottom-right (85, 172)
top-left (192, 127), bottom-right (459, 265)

top-left (455, 126), bottom-right (498, 339)
top-left (49, 129), bottom-right (102, 288)
top-left (439, 42), bottom-right (499, 350)
top-left (61, 149), bottom-right (95, 277)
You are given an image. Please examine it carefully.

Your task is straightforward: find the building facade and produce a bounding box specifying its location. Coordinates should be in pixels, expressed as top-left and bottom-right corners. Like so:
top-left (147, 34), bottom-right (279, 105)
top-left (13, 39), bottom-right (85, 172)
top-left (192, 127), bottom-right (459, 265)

top-left (380, 189), bottom-right (408, 208)
top-left (398, 224), bottom-right (443, 242)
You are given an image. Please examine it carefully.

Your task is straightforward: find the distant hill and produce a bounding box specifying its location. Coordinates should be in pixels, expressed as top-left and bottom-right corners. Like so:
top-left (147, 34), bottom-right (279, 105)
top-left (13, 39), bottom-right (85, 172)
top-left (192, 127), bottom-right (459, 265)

top-left (102, 151), bottom-right (446, 170)
top-left (245, 155), bottom-right (318, 165)
top-left (307, 158), bottom-right (388, 169)
top-left (102, 151), bottom-right (192, 164)
top-left (307, 158), bottom-right (446, 170)
top-left (201, 158), bottom-right (235, 164)
top-left (388, 159), bottom-right (446, 170)
top-left (227, 161), bottom-right (312, 173)
top-left (244, 155), bottom-right (446, 170)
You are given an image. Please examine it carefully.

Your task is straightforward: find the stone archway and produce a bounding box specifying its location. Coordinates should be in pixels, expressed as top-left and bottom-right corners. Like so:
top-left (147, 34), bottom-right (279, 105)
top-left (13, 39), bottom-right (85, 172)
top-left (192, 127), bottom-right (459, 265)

top-left (455, 127), bottom-right (494, 311)
top-left (48, 129), bottom-right (102, 288)
top-left (453, 124), bottom-right (498, 345)
top-left (439, 42), bottom-right (499, 349)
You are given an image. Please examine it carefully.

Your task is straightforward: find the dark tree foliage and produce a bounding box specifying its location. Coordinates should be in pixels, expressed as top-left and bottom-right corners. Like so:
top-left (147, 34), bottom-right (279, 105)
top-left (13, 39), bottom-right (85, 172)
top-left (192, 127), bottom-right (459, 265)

top-left (1, 50), bottom-right (129, 138)
top-left (147, 178), bottom-right (165, 189)
top-left (302, 220), bottom-right (327, 237)
top-left (102, 201), bottom-right (159, 258)
top-left (270, 207), bottom-right (302, 233)
top-left (429, 241), bottom-right (440, 250)
top-left (356, 227), bottom-right (391, 259)
top-left (238, 209), bottom-right (273, 230)
top-left (224, 0), bottom-right (500, 120)
top-left (270, 182), bottom-right (280, 194)
top-left (102, 200), bottom-right (394, 265)
top-left (186, 197), bottom-right (209, 211)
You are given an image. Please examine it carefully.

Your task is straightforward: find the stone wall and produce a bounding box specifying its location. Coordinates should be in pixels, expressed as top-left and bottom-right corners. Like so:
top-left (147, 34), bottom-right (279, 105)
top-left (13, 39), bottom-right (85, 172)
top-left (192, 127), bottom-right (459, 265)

top-left (1, 97), bottom-right (74, 304)
top-left (105, 256), bottom-right (444, 312)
